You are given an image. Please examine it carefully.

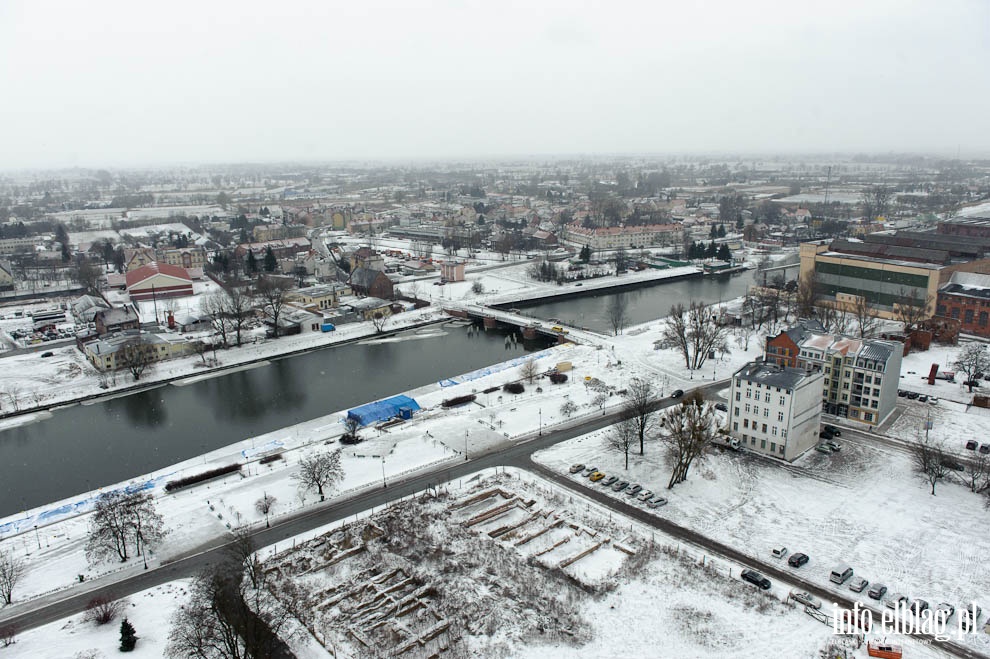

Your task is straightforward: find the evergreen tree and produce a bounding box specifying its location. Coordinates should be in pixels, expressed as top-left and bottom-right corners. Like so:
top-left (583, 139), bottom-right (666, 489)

top-left (717, 224), bottom-right (726, 238)
top-left (709, 224), bottom-right (718, 239)
top-left (717, 243), bottom-right (732, 261)
top-left (705, 241), bottom-right (718, 258)
top-left (263, 246), bottom-right (277, 272)
top-left (579, 244), bottom-right (592, 263)
top-left (246, 250), bottom-right (258, 274)
top-left (735, 216), bottom-right (744, 230)
top-left (119, 617), bottom-right (137, 652)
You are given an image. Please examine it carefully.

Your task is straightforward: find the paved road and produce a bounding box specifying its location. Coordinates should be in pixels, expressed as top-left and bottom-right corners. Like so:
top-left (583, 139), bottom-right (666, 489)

top-left (3, 380), bottom-right (987, 659)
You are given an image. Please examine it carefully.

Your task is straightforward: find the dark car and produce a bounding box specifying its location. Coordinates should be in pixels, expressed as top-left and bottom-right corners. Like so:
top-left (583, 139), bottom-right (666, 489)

top-left (907, 391), bottom-right (920, 399)
top-left (918, 395), bottom-right (929, 403)
top-left (868, 584), bottom-right (888, 600)
top-left (741, 569), bottom-right (771, 590)
top-left (898, 390), bottom-right (908, 397)
top-left (966, 440), bottom-right (979, 450)
top-left (823, 425), bottom-right (841, 436)
top-left (670, 389), bottom-right (684, 398)
top-left (788, 552), bottom-right (809, 568)
top-left (40, 351), bottom-right (54, 358)
top-left (981, 444), bottom-right (990, 455)
top-left (715, 402), bottom-right (728, 411)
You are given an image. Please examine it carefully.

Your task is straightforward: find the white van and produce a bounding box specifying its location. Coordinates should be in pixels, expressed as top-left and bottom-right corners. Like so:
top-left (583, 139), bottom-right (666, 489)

top-left (830, 565), bottom-right (854, 585)
top-left (771, 546), bottom-right (788, 559)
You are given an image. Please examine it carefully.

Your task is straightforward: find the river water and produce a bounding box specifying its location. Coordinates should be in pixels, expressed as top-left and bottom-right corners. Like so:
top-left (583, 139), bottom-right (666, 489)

top-left (0, 322), bottom-right (552, 516)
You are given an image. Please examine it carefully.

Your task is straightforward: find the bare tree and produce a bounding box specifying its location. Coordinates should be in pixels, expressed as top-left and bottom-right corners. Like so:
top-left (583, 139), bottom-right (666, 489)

top-left (86, 491), bottom-right (165, 565)
top-left (893, 287), bottom-right (931, 333)
top-left (861, 184), bottom-right (892, 222)
top-left (795, 272), bottom-right (820, 318)
top-left (816, 302), bottom-right (851, 335)
top-left (955, 343), bottom-right (990, 392)
top-left (84, 594), bottom-right (125, 626)
top-left (0, 548), bottom-right (25, 605)
top-left (226, 286), bottom-right (254, 347)
top-left (254, 493), bottom-right (277, 528)
top-left (659, 391), bottom-right (716, 489)
top-left (370, 310), bottom-right (388, 333)
top-left (964, 452), bottom-right (990, 494)
top-left (623, 378), bottom-right (660, 455)
top-left (606, 418), bottom-right (638, 470)
top-left (203, 290), bottom-right (230, 347)
top-left (607, 295), bottom-right (629, 336)
top-left (519, 358), bottom-right (539, 384)
top-left (560, 400), bottom-right (578, 418)
top-left (661, 303), bottom-right (691, 368)
top-left (254, 277), bottom-right (293, 338)
top-left (0, 624), bottom-right (16, 647)
top-left (686, 300), bottom-right (729, 369)
top-left (74, 258), bottom-right (103, 293)
top-left (292, 448), bottom-right (344, 501)
top-left (913, 438), bottom-right (951, 495)
top-left (613, 246), bottom-right (629, 273)
top-left (591, 392), bottom-right (609, 415)
top-left (117, 339), bottom-right (156, 381)
top-left (851, 296), bottom-right (880, 338)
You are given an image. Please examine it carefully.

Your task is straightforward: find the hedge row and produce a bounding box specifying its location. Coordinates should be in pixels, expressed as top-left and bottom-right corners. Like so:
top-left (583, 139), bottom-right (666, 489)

top-left (442, 394), bottom-right (477, 408)
top-left (503, 382), bottom-right (525, 394)
top-left (259, 453), bottom-right (283, 464)
top-left (165, 463), bottom-right (242, 492)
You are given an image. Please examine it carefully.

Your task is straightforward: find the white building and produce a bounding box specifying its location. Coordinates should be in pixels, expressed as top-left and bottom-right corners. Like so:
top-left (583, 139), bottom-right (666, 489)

top-left (728, 360), bottom-right (824, 461)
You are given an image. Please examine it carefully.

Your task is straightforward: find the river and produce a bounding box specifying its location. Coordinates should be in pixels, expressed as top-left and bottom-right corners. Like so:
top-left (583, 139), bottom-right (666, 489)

top-left (0, 322), bottom-right (553, 516)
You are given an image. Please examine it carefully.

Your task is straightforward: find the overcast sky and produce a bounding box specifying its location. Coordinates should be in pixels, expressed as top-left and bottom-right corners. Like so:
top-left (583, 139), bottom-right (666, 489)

top-left (1, 0), bottom-right (987, 169)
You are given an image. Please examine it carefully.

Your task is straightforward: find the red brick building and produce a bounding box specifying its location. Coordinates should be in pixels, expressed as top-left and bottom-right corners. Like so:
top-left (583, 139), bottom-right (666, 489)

top-left (764, 318), bottom-right (826, 367)
top-left (936, 271), bottom-right (990, 337)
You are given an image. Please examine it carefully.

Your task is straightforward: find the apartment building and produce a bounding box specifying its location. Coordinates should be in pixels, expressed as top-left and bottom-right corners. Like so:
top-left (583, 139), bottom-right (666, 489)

top-left (728, 361), bottom-right (824, 462)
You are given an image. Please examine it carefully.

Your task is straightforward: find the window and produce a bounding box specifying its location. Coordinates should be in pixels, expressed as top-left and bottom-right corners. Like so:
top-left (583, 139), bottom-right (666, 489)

top-left (746, 388), bottom-right (752, 398)
top-left (745, 403), bottom-right (751, 413)
top-left (842, 394), bottom-right (848, 401)
top-left (781, 429), bottom-right (787, 438)
top-left (864, 412), bottom-right (873, 422)
top-left (761, 439), bottom-right (766, 449)
top-left (772, 426), bottom-right (778, 436)
top-left (981, 312), bottom-right (989, 327)
top-left (965, 309), bottom-right (975, 324)
top-left (824, 379), bottom-right (829, 386)
top-left (761, 423), bottom-right (767, 433)
top-left (874, 376), bottom-right (881, 385)
top-left (752, 405), bottom-right (758, 414)
top-left (777, 411), bottom-right (784, 421)
top-left (734, 407), bottom-right (740, 416)
top-left (779, 445), bottom-right (785, 455)
top-left (951, 308), bottom-right (960, 319)
top-left (779, 396), bottom-right (785, 405)
top-left (825, 367), bottom-right (831, 374)
top-left (764, 393), bottom-right (770, 403)
top-left (871, 400), bottom-right (878, 408)
top-left (844, 370), bottom-right (851, 378)
top-left (751, 437), bottom-right (756, 445)
top-left (743, 419), bottom-right (749, 428)
top-left (764, 409), bottom-right (769, 417)
top-left (865, 375), bottom-right (872, 384)
top-left (733, 422), bottom-right (738, 431)
top-left (842, 382), bottom-right (849, 390)
top-left (873, 388), bottom-right (880, 396)
top-left (736, 379), bottom-right (741, 387)
top-left (735, 392), bottom-right (741, 401)
top-left (770, 442), bottom-right (776, 452)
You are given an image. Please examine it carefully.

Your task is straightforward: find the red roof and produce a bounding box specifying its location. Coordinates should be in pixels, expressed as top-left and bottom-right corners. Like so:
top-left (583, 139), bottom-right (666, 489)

top-left (125, 261), bottom-right (192, 288)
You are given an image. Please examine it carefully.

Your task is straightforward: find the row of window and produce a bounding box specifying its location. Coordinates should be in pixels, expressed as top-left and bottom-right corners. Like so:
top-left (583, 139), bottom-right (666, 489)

top-left (937, 305), bottom-right (990, 326)
top-left (736, 405), bottom-right (785, 421)
top-left (735, 420), bottom-right (787, 438)
top-left (738, 433), bottom-right (786, 455)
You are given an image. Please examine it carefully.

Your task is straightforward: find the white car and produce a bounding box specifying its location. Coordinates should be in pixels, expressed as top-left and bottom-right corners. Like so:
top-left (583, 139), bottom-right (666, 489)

top-left (790, 591), bottom-right (822, 610)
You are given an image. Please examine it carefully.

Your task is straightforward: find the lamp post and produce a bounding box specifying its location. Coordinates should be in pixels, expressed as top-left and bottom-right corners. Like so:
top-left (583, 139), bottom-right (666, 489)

top-left (464, 430), bottom-right (469, 461)
top-left (539, 408), bottom-right (543, 436)
top-left (381, 457), bottom-right (386, 488)
top-left (33, 525), bottom-right (40, 551)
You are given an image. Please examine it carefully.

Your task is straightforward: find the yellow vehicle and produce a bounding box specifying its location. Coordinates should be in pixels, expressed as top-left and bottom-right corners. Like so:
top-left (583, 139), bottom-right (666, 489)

top-left (589, 471), bottom-right (605, 482)
top-left (551, 325), bottom-right (568, 334)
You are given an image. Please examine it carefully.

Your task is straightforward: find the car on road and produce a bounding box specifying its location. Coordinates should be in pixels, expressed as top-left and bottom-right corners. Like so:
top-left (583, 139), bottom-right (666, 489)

top-left (714, 402), bottom-right (728, 411)
top-left (637, 490), bottom-right (653, 502)
top-left (612, 480), bottom-right (629, 492)
top-left (788, 553), bottom-right (809, 568)
top-left (815, 444), bottom-right (833, 454)
top-left (647, 496), bottom-right (668, 508)
top-left (918, 395), bottom-right (929, 403)
top-left (602, 475), bottom-right (618, 487)
top-left (936, 602), bottom-right (955, 620)
top-left (826, 440), bottom-right (842, 452)
top-left (741, 569), bottom-right (771, 590)
top-left (966, 440), bottom-right (979, 451)
top-left (569, 464), bottom-right (585, 474)
top-left (981, 444), bottom-right (990, 455)
top-left (823, 425), bottom-right (841, 436)
top-left (582, 466), bottom-right (598, 477)
top-left (670, 389), bottom-right (684, 398)
top-left (929, 396), bottom-right (939, 405)
top-left (848, 576), bottom-right (869, 593)
top-left (884, 594), bottom-right (909, 610)
top-left (40, 351), bottom-right (54, 357)
top-left (910, 599), bottom-right (929, 615)
top-left (589, 472), bottom-right (606, 482)
top-left (790, 591), bottom-right (822, 609)
top-left (868, 584), bottom-right (888, 600)
top-left (625, 484), bottom-right (642, 496)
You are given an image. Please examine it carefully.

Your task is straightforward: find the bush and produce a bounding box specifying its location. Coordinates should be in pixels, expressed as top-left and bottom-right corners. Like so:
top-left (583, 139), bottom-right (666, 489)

top-left (165, 464), bottom-right (241, 492)
top-left (549, 372), bottom-right (568, 384)
top-left (482, 386), bottom-right (500, 394)
top-left (442, 394), bottom-right (476, 408)
top-left (0, 624), bottom-right (16, 647)
top-left (259, 453), bottom-right (283, 464)
top-left (502, 382), bottom-right (524, 394)
top-left (84, 594), bottom-right (123, 625)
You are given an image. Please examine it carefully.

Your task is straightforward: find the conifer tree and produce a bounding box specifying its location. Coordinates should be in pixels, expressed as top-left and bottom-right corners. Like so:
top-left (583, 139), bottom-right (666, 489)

top-left (119, 617), bottom-right (137, 652)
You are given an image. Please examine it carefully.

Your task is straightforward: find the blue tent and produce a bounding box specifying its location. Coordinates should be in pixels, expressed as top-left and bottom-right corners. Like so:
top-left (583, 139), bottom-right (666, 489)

top-left (347, 395), bottom-right (421, 426)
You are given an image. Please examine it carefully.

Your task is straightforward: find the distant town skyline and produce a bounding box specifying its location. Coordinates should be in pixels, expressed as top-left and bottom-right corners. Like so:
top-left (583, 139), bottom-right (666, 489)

top-left (1, 0), bottom-right (988, 169)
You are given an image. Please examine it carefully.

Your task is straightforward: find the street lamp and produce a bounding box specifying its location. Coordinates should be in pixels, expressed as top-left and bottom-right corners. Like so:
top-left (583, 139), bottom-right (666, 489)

top-left (381, 456), bottom-right (387, 488)
top-left (464, 430), bottom-right (469, 461)
top-left (33, 525), bottom-right (40, 551)
top-left (539, 408), bottom-right (542, 436)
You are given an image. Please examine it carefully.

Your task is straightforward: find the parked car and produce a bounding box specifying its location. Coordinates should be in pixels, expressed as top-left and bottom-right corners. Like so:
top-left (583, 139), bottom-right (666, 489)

top-left (612, 480), bottom-right (629, 492)
top-left (647, 496), bottom-right (668, 508)
top-left (815, 444), bottom-right (833, 454)
top-left (910, 599), bottom-right (929, 615)
top-left (884, 594), bottom-right (909, 610)
top-left (960, 605), bottom-right (983, 631)
top-left (936, 602), bottom-right (955, 620)
top-left (714, 402), bottom-right (728, 411)
top-left (981, 444), bottom-right (990, 455)
top-left (569, 464), bottom-right (585, 474)
top-left (826, 440), bottom-right (842, 452)
top-left (625, 484), bottom-right (642, 496)
top-left (40, 351), bottom-right (54, 358)
top-left (589, 472), bottom-right (606, 482)
top-left (929, 397), bottom-right (939, 405)
top-left (898, 390), bottom-right (908, 397)
top-left (670, 389), bottom-right (684, 398)
top-left (966, 440), bottom-right (979, 451)
top-left (741, 569), bottom-right (771, 590)
top-left (771, 546), bottom-right (788, 559)
top-left (637, 490), bottom-right (653, 502)
top-left (823, 425), bottom-right (841, 436)
top-left (907, 392), bottom-right (920, 399)
top-left (582, 466), bottom-right (598, 477)
top-left (602, 476), bottom-right (618, 487)
top-left (819, 431), bottom-right (833, 439)
top-left (918, 395), bottom-right (929, 403)
top-left (868, 584), bottom-right (888, 600)
top-left (790, 591), bottom-right (822, 609)
top-left (788, 553), bottom-right (809, 568)
top-left (848, 576), bottom-right (869, 593)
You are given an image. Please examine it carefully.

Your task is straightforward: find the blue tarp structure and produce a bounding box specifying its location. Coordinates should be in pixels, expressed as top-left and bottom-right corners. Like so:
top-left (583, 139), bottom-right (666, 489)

top-left (347, 394), bottom-right (420, 426)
